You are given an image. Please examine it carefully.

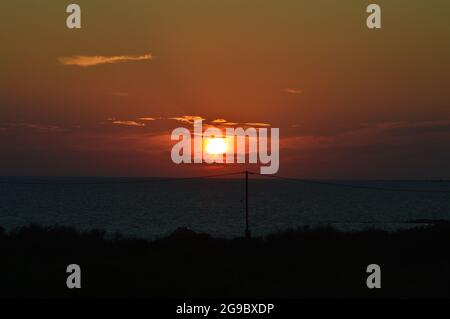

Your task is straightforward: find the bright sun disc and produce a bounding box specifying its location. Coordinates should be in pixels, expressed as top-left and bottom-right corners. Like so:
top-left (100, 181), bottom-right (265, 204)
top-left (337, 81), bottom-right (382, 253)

top-left (205, 138), bottom-right (228, 155)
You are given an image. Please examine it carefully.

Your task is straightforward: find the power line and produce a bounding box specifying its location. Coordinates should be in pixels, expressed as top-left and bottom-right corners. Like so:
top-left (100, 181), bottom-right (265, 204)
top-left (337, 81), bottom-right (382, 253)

top-left (250, 172), bottom-right (450, 194)
top-left (1, 170), bottom-right (450, 193)
top-left (0, 171), bottom-right (244, 185)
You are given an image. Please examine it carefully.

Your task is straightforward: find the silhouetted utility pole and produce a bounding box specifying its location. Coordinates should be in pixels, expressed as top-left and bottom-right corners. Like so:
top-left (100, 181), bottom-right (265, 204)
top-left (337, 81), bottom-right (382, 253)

top-left (245, 170), bottom-right (251, 238)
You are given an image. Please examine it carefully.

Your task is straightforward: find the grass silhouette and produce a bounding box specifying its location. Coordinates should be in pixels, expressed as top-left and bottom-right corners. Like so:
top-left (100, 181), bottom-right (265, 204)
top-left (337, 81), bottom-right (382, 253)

top-left (0, 223), bottom-right (449, 299)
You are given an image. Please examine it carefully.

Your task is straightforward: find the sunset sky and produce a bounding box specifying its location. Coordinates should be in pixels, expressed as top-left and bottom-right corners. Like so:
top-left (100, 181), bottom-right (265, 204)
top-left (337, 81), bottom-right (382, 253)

top-left (1, 0), bottom-right (449, 178)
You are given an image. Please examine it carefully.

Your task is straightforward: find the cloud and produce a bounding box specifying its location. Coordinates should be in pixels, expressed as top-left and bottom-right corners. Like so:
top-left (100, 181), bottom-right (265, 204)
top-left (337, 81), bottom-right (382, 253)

top-left (0, 123), bottom-right (65, 133)
top-left (105, 115), bottom-right (272, 129)
top-left (244, 122), bottom-right (271, 127)
top-left (281, 119), bottom-right (450, 153)
top-left (169, 117), bottom-right (272, 128)
top-left (207, 118), bottom-right (272, 127)
top-left (112, 121), bottom-right (145, 127)
top-left (58, 53), bottom-right (152, 67)
top-left (137, 117), bottom-right (156, 121)
top-left (168, 116), bottom-right (206, 124)
top-left (375, 120), bottom-right (450, 135)
top-left (284, 88), bottom-right (303, 95)
top-left (212, 119), bottom-right (227, 124)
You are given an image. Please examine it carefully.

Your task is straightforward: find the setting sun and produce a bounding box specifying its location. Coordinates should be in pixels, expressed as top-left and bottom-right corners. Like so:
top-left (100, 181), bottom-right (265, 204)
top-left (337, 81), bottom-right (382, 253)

top-left (205, 137), bottom-right (228, 155)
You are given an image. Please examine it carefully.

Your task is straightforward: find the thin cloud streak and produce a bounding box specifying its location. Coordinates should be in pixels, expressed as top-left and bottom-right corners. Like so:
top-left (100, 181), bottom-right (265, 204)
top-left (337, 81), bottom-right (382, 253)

top-left (138, 117), bottom-right (156, 121)
top-left (168, 116), bottom-right (206, 124)
top-left (112, 121), bottom-right (145, 127)
top-left (212, 119), bottom-right (227, 124)
top-left (244, 122), bottom-right (271, 127)
top-left (105, 115), bottom-right (272, 129)
top-left (58, 54), bottom-right (153, 67)
top-left (0, 123), bottom-right (66, 133)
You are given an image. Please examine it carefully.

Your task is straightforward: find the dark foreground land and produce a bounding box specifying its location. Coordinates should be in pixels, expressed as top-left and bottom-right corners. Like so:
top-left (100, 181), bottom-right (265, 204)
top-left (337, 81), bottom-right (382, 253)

top-left (0, 223), bottom-right (449, 299)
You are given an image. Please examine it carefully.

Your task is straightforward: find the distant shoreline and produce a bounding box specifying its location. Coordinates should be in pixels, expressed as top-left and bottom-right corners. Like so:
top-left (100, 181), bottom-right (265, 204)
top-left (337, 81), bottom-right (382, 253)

top-left (2, 176), bottom-right (450, 182)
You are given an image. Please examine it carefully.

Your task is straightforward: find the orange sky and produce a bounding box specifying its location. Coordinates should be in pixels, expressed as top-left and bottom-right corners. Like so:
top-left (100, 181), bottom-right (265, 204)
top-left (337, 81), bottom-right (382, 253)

top-left (0, 1), bottom-right (449, 178)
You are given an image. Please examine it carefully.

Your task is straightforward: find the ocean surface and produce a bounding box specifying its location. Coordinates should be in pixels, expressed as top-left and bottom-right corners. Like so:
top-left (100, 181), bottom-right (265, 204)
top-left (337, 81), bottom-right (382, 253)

top-left (1, 177), bottom-right (450, 239)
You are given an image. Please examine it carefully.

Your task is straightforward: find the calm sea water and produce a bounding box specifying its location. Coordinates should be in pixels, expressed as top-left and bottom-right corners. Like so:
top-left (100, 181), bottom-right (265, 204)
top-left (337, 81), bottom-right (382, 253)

top-left (1, 177), bottom-right (450, 239)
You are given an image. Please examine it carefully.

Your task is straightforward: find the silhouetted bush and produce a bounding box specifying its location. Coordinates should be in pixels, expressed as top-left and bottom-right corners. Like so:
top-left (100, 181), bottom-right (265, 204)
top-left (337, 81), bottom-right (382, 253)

top-left (1, 223), bottom-right (449, 299)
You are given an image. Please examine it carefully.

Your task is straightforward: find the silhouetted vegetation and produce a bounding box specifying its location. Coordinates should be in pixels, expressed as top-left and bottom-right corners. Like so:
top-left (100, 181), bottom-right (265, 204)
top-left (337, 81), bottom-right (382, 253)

top-left (1, 223), bottom-right (449, 299)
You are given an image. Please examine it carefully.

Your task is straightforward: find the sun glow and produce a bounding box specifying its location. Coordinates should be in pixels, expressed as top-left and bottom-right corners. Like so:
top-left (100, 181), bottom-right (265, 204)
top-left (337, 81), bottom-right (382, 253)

top-left (205, 137), bottom-right (228, 155)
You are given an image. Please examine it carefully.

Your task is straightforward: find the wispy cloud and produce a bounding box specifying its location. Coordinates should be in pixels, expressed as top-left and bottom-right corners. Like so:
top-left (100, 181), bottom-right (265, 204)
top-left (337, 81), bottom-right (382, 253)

top-left (211, 119), bottom-right (271, 127)
top-left (281, 119), bottom-right (450, 153)
top-left (284, 88), bottom-right (304, 95)
top-left (212, 119), bottom-right (227, 124)
top-left (58, 53), bottom-right (152, 67)
top-left (105, 115), bottom-right (272, 129)
top-left (168, 116), bottom-right (206, 124)
top-left (137, 117), bottom-right (156, 121)
top-left (112, 121), bottom-right (145, 127)
top-left (244, 122), bottom-right (271, 127)
top-left (3, 123), bottom-right (66, 133)
top-left (169, 117), bottom-right (272, 127)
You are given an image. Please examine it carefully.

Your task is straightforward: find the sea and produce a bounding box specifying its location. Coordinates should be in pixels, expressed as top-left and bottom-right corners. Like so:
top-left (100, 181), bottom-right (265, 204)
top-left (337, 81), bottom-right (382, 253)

top-left (1, 177), bottom-right (450, 239)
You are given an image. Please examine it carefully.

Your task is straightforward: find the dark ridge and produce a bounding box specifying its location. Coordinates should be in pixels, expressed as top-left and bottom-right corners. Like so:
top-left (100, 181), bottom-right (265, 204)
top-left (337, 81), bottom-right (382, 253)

top-left (1, 224), bottom-right (450, 299)
top-left (405, 219), bottom-right (450, 225)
